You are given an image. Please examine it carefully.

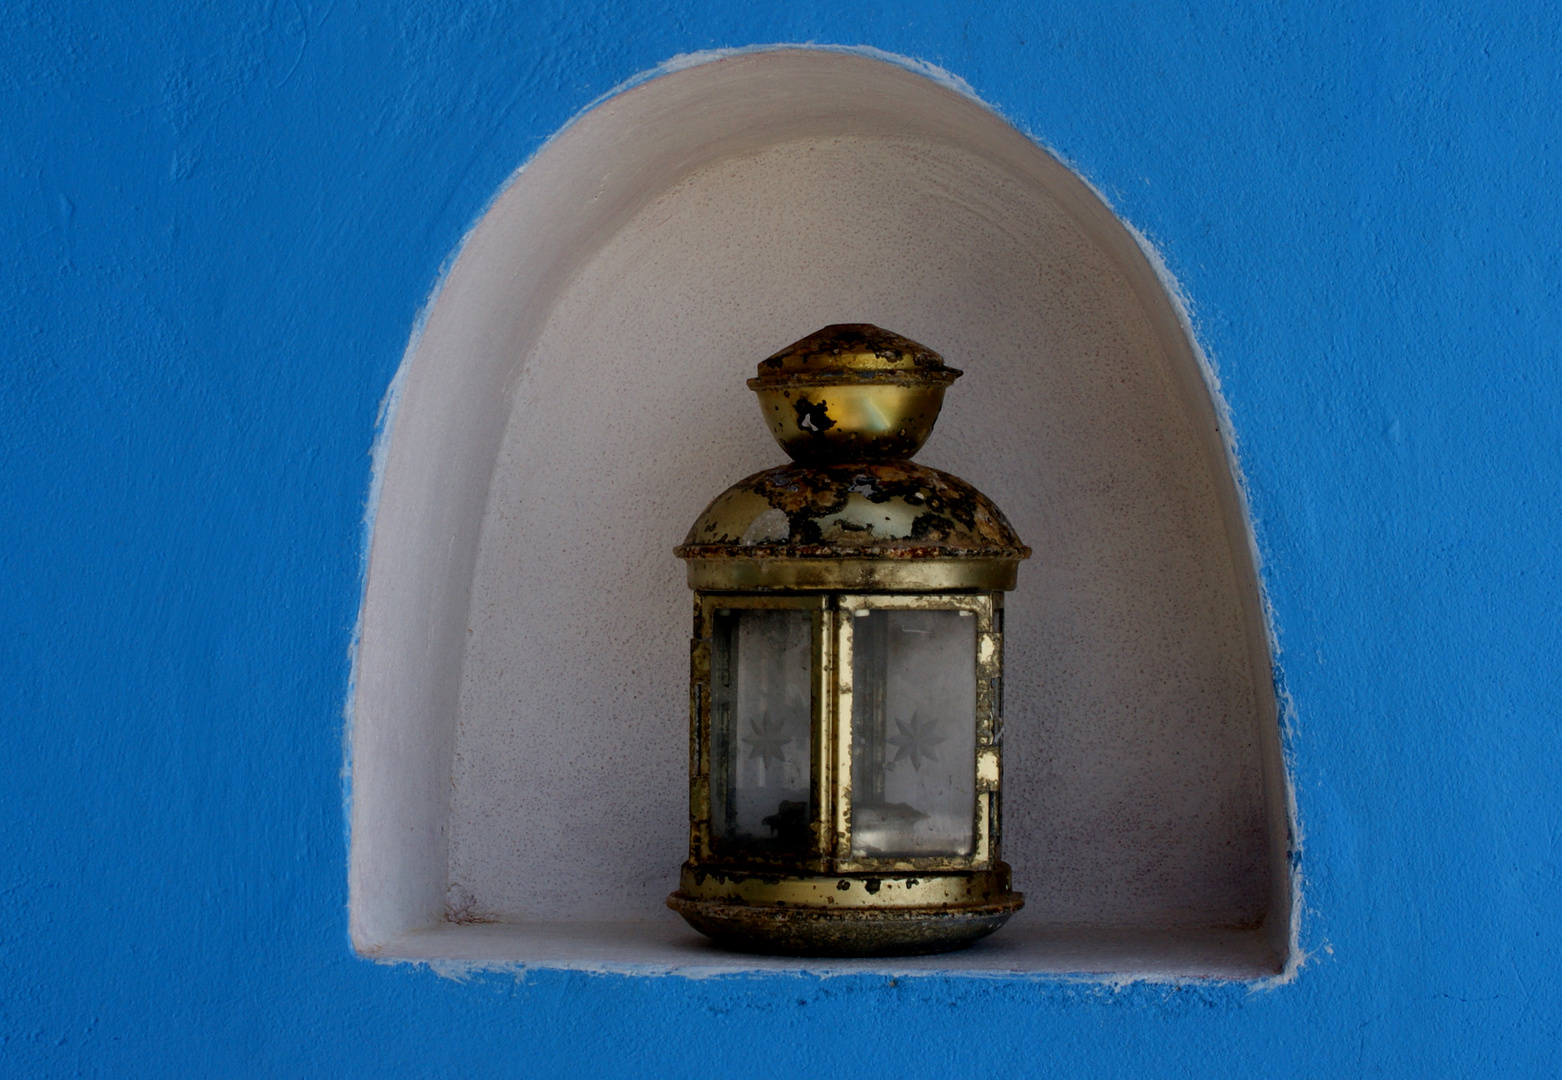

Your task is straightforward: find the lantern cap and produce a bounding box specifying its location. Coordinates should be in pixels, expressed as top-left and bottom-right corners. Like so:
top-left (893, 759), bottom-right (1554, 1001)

top-left (676, 461), bottom-right (1030, 592)
top-left (751, 323), bottom-right (961, 382)
top-left (748, 325), bottom-right (961, 463)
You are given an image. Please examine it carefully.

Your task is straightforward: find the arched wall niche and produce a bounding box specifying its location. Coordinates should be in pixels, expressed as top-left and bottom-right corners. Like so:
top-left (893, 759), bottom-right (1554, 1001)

top-left (349, 48), bottom-right (1293, 978)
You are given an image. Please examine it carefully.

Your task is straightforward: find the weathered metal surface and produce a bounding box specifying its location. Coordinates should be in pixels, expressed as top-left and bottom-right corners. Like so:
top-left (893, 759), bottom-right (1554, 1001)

top-left (830, 593), bottom-right (1004, 876)
top-left (665, 894), bottom-right (1021, 957)
top-left (751, 383), bottom-right (952, 464)
top-left (675, 863), bottom-right (1016, 909)
top-left (674, 590), bottom-right (1020, 956)
top-left (753, 323), bottom-right (957, 378)
top-left (677, 460), bottom-right (1030, 579)
top-left (747, 323), bottom-right (961, 464)
top-left (676, 323), bottom-right (1029, 593)
top-left (679, 460), bottom-right (1026, 554)
top-left (669, 325), bottom-right (1024, 957)
top-left (681, 554), bottom-right (1019, 593)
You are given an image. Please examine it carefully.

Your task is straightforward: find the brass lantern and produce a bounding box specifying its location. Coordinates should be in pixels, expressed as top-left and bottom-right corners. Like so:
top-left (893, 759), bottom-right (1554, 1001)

top-left (667, 325), bottom-right (1030, 956)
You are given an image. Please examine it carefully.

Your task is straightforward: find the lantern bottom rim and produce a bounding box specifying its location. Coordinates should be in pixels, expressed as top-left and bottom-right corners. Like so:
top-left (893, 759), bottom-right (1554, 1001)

top-left (666, 892), bottom-right (1024, 957)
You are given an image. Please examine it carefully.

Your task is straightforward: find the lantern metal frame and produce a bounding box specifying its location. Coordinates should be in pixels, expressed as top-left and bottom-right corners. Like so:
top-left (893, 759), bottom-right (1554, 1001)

top-left (667, 325), bottom-right (1028, 956)
top-left (685, 591), bottom-right (1005, 874)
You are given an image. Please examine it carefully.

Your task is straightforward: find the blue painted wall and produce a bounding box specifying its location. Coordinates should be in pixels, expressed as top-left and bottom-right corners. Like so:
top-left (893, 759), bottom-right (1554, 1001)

top-left (4, 2), bottom-right (1558, 1075)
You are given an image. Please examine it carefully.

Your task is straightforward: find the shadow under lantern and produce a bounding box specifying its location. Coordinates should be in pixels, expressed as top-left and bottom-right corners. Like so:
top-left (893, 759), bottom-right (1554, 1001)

top-left (667, 324), bottom-right (1030, 956)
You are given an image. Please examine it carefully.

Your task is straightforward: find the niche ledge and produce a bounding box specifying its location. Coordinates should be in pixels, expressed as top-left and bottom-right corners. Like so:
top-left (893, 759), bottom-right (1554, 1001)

top-left (373, 923), bottom-right (1283, 980)
top-left (348, 48), bottom-right (1292, 980)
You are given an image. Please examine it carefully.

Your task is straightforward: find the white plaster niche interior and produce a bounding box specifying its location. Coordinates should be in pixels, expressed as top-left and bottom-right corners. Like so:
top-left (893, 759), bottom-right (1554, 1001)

top-left (348, 48), bottom-right (1292, 978)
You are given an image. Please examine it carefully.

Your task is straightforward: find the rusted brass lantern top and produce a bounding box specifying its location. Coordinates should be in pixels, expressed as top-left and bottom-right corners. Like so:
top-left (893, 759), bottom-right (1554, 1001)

top-left (678, 324), bottom-right (1029, 592)
top-left (748, 323), bottom-right (962, 463)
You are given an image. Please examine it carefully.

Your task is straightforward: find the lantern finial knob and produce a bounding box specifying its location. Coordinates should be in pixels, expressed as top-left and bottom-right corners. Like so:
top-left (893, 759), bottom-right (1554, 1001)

top-left (747, 324), bottom-right (961, 464)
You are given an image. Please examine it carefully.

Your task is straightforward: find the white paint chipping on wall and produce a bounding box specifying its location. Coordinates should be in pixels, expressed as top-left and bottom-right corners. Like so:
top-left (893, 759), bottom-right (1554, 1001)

top-left (348, 48), bottom-right (1290, 978)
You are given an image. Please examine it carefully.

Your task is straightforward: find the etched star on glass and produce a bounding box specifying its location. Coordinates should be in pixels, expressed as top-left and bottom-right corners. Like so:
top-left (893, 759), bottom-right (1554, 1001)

top-left (743, 712), bottom-right (792, 766)
top-left (887, 711), bottom-right (947, 771)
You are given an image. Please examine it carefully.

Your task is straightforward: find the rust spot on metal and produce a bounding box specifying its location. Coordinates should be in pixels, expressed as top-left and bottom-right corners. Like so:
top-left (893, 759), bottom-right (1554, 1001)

top-left (753, 324), bottom-right (957, 378)
top-left (793, 396), bottom-right (837, 436)
top-left (676, 462), bottom-right (1029, 562)
top-left (665, 893), bottom-right (1021, 957)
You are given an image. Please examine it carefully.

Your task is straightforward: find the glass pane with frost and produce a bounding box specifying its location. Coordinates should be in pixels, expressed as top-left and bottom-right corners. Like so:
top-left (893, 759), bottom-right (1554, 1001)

top-left (710, 608), bottom-right (813, 854)
top-left (851, 609), bottom-right (976, 857)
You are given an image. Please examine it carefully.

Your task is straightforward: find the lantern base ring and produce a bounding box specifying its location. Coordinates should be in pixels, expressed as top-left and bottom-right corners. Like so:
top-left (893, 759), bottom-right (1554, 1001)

top-left (666, 892), bottom-right (1023, 957)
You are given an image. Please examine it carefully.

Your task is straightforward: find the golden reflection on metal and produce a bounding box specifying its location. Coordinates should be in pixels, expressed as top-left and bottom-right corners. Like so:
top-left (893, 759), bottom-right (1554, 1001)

top-left (748, 323), bottom-right (960, 464)
top-left (751, 383), bottom-right (953, 464)
top-left (669, 324), bottom-right (1027, 957)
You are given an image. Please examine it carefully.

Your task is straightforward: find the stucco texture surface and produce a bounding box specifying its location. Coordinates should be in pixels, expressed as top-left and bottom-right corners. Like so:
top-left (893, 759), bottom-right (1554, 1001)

top-left (2, 2), bottom-right (1559, 1076)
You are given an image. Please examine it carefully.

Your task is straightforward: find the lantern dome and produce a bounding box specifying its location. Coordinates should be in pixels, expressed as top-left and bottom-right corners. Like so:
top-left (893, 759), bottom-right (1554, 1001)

top-left (676, 460), bottom-right (1030, 591)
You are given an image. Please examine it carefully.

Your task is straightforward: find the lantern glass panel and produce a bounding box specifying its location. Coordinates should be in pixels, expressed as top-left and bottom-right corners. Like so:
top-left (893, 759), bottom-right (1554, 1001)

top-left (709, 607), bottom-right (814, 854)
top-left (850, 608), bottom-right (977, 858)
